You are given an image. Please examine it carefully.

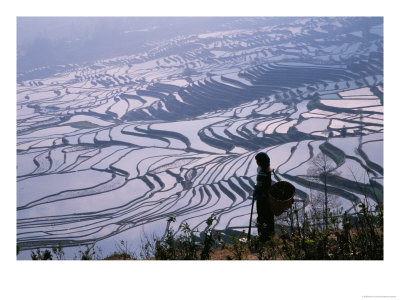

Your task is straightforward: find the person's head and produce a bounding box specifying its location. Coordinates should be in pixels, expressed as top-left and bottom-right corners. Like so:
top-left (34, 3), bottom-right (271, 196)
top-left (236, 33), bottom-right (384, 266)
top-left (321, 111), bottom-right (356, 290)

top-left (255, 152), bottom-right (270, 169)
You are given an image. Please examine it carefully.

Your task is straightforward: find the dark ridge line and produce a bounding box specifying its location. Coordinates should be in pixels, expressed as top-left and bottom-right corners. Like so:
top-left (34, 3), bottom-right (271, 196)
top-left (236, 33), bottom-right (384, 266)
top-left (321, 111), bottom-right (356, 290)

top-left (136, 89), bottom-right (166, 100)
top-left (112, 186), bottom-right (183, 222)
top-left (162, 190), bottom-right (207, 225)
top-left (175, 200), bottom-right (228, 232)
top-left (225, 212), bottom-right (254, 229)
top-left (282, 173), bottom-right (360, 203)
top-left (356, 146), bottom-right (383, 175)
top-left (115, 193), bottom-right (185, 225)
top-left (227, 178), bottom-right (247, 200)
top-left (120, 189), bottom-right (195, 226)
top-left (212, 200), bottom-right (251, 231)
top-left (17, 209), bottom-right (113, 227)
top-left (327, 117), bottom-right (383, 129)
top-left (142, 155), bottom-right (179, 176)
top-left (17, 173), bottom-right (125, 211)
top-left (145, 127), bottom-right (191, 149)
top-left (18, 176), bottom-right (163, 229)
top-left (201, 156), bottom-right (233, 184)
top-left (44, 223), bottom-right (109, 238)
top-left (275, 142), bottom-right (298, 173)
top-left (57, 147), bottom-right (96, 172)
top-left (64, 148), bottom-right (102, 172)
top-left (325, 173), bottom-right (383, 203)
top-left (277, 141), bottom-right (300, 173)
top-left (220, 75), bottom-right (252, 89)
top-left (215, 156), bottom-right (244, 181)
top-left (198, 128), bottom-right (234, 152)
top-left (160, 63), bottom-right (358, 121)
top-left (217, 181), bottom-right (237, 203)
top-left (370, 85), bottom-right (383, 104)
top-left (284, 140), bottom-right (316, 174)
top-left (32, 151), bottom-right (51, 175)
top-left (236, 176), bottom-right (254, 195)
top-left (85, 146), bottom-right (132, 173)
top-left (108, 165), bottom-right (130, 177)
top-left (184, 168), bottom-right (197, 187)
top-left (18, 210), bottom-right (115, 229)
top-left (147, 82), bottom-right (182, 93)
top-left (17, 137), bottom-right (52, 153)
top-left (319, 141), bottom-right (346, 167)
top-left (23, 225), bottom-right (106, 244)
top-left (151, 157), bottom-right (193, 175)
top-left (17, 150), bottom-right (49, 178)
top-left (63, 177), bottom-right (167, 221)
top-left (127, 125), bottom-right (172, 145)
top-left (232, 154), bottom-right (252, 179)
top-left (147, 173), bottom-right (165, 191)
top-left (19, 148), bottom-right (46, 175)
top-left (62, 155), bottom-right (93, 173)
top-left (18, 221), bottom-right (109, 239)
top-left (308, 88), bottom-right (384, 116)
top-left (345, 154), bottom-right (378, 177)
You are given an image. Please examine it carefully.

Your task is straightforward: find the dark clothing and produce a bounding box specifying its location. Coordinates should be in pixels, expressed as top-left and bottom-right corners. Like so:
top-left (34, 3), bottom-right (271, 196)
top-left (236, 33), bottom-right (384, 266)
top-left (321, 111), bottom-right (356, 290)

top-left (254, 167), bottom-right (274, 242)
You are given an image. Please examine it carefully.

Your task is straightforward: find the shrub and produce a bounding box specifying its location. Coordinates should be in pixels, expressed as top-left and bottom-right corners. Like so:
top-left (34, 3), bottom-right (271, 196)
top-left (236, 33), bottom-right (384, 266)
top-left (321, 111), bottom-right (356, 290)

top-left (200, 216), bottom-right (217, 260)
top-left (154, 217), bottom-right (199, 260)
top-left (31, 249), bottom-right (53, 260)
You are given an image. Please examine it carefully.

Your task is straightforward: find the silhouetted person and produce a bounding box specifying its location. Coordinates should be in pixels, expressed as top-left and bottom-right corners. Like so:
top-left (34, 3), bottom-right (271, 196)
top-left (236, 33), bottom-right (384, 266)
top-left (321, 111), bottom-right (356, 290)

top-left (253, 152), bottom-right (274, 242)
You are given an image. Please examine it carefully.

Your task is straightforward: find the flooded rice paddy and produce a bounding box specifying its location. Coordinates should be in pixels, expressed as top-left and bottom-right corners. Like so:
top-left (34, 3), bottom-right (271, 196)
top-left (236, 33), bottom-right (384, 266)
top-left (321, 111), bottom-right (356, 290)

top-left (17, 17), bottom-right (383, 259)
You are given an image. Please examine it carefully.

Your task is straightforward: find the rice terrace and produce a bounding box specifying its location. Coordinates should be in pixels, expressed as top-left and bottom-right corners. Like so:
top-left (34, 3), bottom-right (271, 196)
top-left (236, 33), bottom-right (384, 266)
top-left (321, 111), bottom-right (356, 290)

top-left (16, 17), bottom-right (383, 259)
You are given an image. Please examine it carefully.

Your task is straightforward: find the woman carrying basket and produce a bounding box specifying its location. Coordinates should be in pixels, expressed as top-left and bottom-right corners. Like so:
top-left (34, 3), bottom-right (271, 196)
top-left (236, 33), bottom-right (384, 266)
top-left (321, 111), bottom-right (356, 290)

top-left (253, 152), bottom-right (276, 242)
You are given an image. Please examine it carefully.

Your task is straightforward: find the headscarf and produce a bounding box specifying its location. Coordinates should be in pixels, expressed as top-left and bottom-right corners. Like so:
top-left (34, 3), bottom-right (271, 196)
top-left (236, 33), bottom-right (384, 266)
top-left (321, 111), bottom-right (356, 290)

top-left (255, 152), bottom-right (270, 170)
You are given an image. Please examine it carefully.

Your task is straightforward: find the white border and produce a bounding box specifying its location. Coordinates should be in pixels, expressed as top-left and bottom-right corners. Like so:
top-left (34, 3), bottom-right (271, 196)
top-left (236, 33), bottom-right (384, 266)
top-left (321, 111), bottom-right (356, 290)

top-left (2, 1), bottom-right (398, 299)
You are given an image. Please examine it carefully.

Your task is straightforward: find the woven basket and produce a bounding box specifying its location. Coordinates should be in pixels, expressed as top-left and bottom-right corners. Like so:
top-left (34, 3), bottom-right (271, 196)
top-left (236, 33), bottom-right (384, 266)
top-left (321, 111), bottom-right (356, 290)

top-left (268, 181), bottom-right (296, 216)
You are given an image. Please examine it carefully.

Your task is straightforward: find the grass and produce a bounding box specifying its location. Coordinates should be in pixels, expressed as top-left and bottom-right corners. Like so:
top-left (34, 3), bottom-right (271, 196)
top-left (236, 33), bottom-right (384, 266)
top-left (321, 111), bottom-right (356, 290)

top-left (21, 197), bottom-right (383, 260)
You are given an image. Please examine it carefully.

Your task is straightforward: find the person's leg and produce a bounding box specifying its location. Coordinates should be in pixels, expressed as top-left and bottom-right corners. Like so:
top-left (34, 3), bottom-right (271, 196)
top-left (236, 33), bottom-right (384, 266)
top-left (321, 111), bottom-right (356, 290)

top-left (256, 196), bottom-right (269, 242)
top-left (265, 204), bottom-right (275, 238)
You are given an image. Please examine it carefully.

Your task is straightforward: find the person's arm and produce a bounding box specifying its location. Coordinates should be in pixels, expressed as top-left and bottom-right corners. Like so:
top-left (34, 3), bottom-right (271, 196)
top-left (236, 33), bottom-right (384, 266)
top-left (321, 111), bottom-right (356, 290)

top-left (254, 168), bottom-right (271, 198)
top-left (272, 168), bottom-right (281, 182)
